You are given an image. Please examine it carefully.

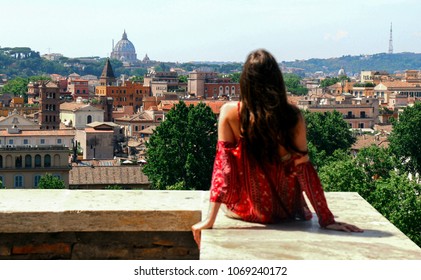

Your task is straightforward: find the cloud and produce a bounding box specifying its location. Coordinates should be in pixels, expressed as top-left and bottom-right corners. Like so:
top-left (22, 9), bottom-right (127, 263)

top-left (324, 30), bottom-right (349, 41)
top-left (413, 32), bottom-right (421, 38)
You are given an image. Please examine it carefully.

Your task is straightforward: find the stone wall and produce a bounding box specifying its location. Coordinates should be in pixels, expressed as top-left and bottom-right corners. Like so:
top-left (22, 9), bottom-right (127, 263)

top-left (0, 231), bottom-right (198, 260)
top-left (0, 190), bottom-right (203, 260)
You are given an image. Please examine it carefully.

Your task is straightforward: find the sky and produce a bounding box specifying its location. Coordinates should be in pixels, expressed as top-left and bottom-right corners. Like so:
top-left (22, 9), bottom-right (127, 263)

top-left (1, 0), bottom-right (421, 63)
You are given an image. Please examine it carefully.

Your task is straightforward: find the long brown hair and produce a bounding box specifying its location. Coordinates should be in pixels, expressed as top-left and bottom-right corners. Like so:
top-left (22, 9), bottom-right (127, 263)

top-left (240, 49), bottom-right (302, 164)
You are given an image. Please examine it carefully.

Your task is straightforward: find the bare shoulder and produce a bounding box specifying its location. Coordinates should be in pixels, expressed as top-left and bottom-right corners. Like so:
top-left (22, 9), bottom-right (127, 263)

top-left (219, 101), bottom-right (238, 120)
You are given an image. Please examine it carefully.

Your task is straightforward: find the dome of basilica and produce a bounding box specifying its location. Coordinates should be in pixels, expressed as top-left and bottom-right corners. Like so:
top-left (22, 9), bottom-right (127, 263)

top-left (111, 30), bottom-right (137, 64)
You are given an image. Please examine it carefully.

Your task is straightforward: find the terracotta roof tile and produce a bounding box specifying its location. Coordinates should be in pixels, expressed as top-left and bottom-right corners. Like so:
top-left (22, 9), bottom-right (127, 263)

top-left (69, 166), bottom-right (149, 185)
top-left (0, 130), bottom-right (75, 137)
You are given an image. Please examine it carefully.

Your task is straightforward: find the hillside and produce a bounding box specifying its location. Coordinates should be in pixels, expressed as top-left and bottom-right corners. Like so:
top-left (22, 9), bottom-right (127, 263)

top-left (1, 47), bottom-right (421, 78)
top-left (281, 52), bottom-right (421, 76)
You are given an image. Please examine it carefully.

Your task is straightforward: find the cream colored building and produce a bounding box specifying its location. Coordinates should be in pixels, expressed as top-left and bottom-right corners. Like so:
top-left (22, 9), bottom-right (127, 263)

top-left (298, 95), bottom-right (379, 129)
top-left (374, 81), bottom-right (421, 106)
top-left (0, 128), bottom-right (74, 189)
top-left (0, 111), bottom-right (40, 131)
top-left (60, 102), bottom-right (104, 130)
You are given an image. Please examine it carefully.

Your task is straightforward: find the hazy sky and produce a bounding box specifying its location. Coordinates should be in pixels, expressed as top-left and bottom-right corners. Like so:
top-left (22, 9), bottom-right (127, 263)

top-left (2, 0), bottom-right (421, 63)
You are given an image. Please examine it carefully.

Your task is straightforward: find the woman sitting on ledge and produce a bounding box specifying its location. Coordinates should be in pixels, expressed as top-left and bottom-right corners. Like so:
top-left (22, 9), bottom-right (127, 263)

top-left (192, 49), bottom-right (363, 247)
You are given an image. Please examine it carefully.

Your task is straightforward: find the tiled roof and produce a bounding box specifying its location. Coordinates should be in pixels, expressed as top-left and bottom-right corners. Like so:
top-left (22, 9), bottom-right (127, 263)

top-left (352, 134), bottom-right (389, 151)
top-left (69, 166), bottom-right (149, 186)
top-left (380, 81), bottom-right (416, 88)
top-left (139, 125), bottom-right (156, 134)
top-left (159, 100), bottom-right (229, 114)
top-left (0, 130), bottom-right (75, 137)
top-left (60, 102), bottom-right (86, 111)
top-left (114, 111), bottom-right (154, 122)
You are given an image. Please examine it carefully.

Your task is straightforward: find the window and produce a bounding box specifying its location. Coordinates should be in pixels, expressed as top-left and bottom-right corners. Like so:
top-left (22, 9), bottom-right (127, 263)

top-left (23, 139), bottom-right (29, 145)
top-left (44, 154), bottom-right (51, 167)
top-left (57, 139), bottom-right (62, 144)
top-left (40, 139), bottom-right (45, 145)
top-left (359, 123), bottom-right (364, 128)
top-left (87, 115), bottom-right (92, 124)
top-left (0, 155), bottom-right (3, 168)
top-left (34, 175), bottom-right (42, 188)
top-left (35, 155), bottom-right (42, 167)
top-left (8, 139), bottom-right (14, 145)
top-left (14, 175), bottom-right (24, 188)
top-left (15, 156), bottom-right (22, 168)
top-left (360, 111), bottom-right (366, 118)
top-left (25, 155), bottom-right (32, 168)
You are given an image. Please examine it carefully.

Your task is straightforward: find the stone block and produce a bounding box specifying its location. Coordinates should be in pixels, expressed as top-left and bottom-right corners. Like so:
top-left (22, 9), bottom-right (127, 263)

top-left (12, 243), bottom-right (71, 256)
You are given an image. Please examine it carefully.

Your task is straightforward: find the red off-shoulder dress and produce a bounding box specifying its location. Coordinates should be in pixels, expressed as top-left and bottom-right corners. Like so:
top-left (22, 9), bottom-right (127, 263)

top-left (209, 139), bottom-right (335, 227)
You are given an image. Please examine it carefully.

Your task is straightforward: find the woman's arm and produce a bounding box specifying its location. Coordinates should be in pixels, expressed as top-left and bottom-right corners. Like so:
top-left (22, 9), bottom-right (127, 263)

top-left (293, 112), bottom-right (363, 232)
top-left (191, 102), bottom-right (239, 247)
top-left (191, 202), bottom-right (221, 247)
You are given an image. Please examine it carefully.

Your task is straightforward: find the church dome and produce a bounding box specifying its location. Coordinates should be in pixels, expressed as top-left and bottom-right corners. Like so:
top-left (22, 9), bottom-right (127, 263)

top-left (111, 30), bottom-right (137, 63)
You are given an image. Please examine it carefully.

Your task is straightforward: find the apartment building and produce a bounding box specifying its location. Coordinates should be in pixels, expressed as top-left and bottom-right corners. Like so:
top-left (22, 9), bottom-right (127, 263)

top-left (298, 94), bottom-right (379, 129)
top-left (187, 71), bottom-right (240, 98)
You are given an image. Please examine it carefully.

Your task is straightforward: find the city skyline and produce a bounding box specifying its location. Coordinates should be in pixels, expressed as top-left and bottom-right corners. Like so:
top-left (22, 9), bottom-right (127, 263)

top-left (1, 0), bottom-right (421, 63)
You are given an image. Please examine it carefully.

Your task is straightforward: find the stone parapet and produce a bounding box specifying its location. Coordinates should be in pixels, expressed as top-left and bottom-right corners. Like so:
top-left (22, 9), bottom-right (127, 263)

top-left (0, 190), bottom-right (420, 260)
top-left (0, 190), bottom-right (202, 259)
top-left (200, 192), bottom-right (421, 260)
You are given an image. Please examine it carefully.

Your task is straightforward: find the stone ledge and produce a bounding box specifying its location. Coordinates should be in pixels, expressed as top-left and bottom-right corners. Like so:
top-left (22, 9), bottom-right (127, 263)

top-left (0, 190), bottom-right (202, 232)
top-left (199, 192), bottom-right (421, 260)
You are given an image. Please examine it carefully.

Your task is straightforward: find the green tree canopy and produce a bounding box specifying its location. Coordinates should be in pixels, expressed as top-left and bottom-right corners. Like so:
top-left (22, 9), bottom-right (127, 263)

top-left (283, 73), bottom-right (308, 95)
top-left (389, 102), bottom-right (421, 174)
top-left (143, 101), bottom-right (217, 190)
top-left (178, 75), bottom-right (188, 83)
top-left (37, 173), bottom-right (66, 189)
top-left (303, 110), bottom-right (355, 158)
top-left (371, 172), bottom-right (421, 246)
top-left (2, 75), bottom-right (51, 102)
top-left (318, 145), bottom-right (420, 247)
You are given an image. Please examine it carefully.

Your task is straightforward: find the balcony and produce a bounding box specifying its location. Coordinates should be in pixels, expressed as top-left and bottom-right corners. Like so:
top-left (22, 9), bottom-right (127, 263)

top-left (0, 190), bottom-right (420, 260)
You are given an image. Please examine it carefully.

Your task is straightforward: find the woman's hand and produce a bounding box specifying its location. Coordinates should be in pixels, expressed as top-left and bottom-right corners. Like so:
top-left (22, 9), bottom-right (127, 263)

top-left (191, 218), bottom-right (214, 248)
top-left (325, 222), bottom-right (363, 232)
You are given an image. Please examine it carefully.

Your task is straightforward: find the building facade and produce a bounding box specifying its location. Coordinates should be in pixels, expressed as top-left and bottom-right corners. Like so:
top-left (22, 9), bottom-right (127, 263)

top-left (60, 102), bottom-right (104, 130)
top-left (95, 59), bottom-right (149, 111)
top-left (38, 81), bottom-right (61, 130)
top-left (298, 95), bottom-right (379, 129)
top-left (187, 71), bottom-right (240, 98)
top-left (0, 127), bottom-right (74, 189)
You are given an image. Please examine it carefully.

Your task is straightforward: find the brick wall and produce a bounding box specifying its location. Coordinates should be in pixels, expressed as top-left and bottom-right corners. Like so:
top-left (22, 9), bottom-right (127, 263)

top-left (0, 231), bottom-right (198, 260)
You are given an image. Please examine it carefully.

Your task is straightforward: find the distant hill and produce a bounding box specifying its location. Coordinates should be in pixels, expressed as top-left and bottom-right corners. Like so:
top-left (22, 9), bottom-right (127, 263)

top-left (281, 52), bottom-right (421, 76)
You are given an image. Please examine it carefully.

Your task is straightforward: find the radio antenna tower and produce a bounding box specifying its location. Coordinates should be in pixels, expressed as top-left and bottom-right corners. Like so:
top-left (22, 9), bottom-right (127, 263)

top-left (388, 22), bottom-right (393, 54)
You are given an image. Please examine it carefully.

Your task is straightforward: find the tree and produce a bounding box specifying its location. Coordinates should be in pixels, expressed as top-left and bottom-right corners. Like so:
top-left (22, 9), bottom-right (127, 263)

top-left (303, 110), bottom-right (355, 157)
top-left (227, 72), bottom-right (241, 83)
top-left (389, 102), bottom-right (421, 175)
top-left (320, 77), bottom-right (339, 88)
top-left (319, 153), bottom-right (373, 199)
top-left (283, 73), bottom-right (308, 95)
top-left (143, 101), bottom-right (217, 190)
top-left (354, 145), bottom-right (396, 180)
top-left (178, 75), bottom-right (188, 83)
top-left (37, 173), bottom-right (66, 189)
top-left (105, 185), bottom-right (123, 190)
top-left (372, 172), bottom-right (421, 247)
top-left (317, 145), bottom-right (420, 247)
